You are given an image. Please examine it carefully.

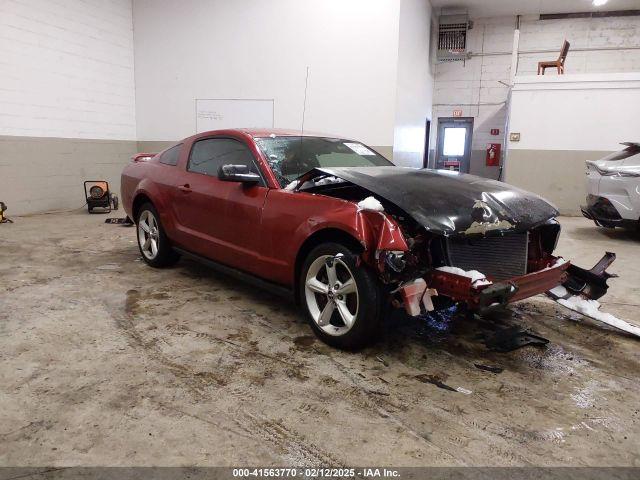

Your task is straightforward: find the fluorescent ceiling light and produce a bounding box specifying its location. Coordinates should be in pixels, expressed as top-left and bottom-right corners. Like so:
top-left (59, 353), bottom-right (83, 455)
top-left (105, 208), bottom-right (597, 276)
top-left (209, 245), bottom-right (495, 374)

top-left (592, 0), bottom-right (608, 6)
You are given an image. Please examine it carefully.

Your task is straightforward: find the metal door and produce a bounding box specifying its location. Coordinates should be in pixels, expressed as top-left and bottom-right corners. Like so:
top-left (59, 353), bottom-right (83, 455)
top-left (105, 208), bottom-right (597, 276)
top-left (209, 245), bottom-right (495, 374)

top-left (436, 117), bottom-right (474, 173)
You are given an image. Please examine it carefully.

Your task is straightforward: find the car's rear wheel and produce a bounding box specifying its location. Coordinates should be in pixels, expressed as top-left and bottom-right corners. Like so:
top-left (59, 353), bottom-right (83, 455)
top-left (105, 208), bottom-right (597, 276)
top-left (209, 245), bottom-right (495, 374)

top-left (300, 242), bottom-right (382, 349)
top-left (136, 202), bottom-right (179, 268)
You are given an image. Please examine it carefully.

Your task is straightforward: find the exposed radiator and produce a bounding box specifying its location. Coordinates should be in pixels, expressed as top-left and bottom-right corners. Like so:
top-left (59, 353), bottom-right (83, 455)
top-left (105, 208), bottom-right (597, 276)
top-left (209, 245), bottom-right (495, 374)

top-left (446, 232), bottom-right (529, 281)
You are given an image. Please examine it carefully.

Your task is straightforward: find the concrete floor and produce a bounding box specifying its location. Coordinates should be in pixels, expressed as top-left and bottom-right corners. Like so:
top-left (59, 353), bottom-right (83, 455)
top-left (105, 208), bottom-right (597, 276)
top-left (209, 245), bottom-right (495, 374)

top-left (1, 212), bottom-right (639, 467)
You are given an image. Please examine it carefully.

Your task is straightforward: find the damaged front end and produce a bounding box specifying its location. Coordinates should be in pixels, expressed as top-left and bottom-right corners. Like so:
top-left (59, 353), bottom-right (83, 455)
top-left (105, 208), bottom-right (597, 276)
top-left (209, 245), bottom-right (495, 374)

top-left (293, 167), bottom-right (617, 318)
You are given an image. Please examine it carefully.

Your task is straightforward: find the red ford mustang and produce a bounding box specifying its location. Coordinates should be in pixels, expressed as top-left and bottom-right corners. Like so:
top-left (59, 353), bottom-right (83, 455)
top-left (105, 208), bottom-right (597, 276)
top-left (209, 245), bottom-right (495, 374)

top-left (121, 129), bottom-right (614, 349)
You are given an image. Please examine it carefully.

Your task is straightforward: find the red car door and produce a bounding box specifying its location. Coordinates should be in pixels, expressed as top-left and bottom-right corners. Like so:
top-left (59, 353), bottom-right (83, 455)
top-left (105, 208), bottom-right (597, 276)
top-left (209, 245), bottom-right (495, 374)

top-left (170, 136), bottom-right (269, 275)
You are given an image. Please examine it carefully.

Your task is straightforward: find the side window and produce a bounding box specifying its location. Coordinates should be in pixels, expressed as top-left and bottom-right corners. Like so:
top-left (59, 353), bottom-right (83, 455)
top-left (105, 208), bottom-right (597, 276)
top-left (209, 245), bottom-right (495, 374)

top-left (187, 138), bottom-right (260, 178)
top-left (159, 144), bottom-right (182, 166)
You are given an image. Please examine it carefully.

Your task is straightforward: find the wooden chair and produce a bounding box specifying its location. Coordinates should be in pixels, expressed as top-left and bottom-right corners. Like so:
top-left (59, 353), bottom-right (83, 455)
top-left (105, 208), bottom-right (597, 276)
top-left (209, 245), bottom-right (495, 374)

top-left (537, 40), bottom-right (570, 75)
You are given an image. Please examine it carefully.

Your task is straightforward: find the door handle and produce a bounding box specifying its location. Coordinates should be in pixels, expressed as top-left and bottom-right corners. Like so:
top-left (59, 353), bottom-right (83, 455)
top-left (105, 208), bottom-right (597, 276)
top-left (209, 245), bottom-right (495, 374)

top-left (178, 184), bottom-right (192, 193)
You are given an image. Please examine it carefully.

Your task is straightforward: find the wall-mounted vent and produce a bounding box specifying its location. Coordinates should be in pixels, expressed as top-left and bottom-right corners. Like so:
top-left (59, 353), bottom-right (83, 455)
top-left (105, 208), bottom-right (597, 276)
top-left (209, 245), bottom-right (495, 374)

top-left (540, 10), bottom-right (640, 20)
top-left (437, 14), bottom-right (470, 62)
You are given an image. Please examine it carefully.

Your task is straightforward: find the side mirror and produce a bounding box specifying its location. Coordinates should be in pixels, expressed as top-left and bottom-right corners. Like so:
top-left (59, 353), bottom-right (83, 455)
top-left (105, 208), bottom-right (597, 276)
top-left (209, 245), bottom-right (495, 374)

top-left (218, 164), bottom-right (261, 184)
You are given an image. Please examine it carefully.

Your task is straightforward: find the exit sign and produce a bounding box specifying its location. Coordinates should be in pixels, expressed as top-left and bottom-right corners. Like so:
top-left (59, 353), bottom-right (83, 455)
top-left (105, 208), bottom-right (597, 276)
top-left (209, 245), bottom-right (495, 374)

top-left (491, 128), bottom-right (500, 135)
top-left (453, 109), bottom-right (463, 117)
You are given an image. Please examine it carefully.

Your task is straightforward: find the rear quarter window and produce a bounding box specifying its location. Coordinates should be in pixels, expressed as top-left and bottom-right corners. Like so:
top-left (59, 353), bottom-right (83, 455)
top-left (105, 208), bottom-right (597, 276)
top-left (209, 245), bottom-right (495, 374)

top-left (159, 144), bottom-right (182, 166)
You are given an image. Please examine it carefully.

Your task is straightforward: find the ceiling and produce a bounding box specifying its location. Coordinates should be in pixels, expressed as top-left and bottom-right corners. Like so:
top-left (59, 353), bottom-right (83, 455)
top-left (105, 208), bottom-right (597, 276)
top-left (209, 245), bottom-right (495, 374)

top-left (430, 0), bottom-right (640, 17)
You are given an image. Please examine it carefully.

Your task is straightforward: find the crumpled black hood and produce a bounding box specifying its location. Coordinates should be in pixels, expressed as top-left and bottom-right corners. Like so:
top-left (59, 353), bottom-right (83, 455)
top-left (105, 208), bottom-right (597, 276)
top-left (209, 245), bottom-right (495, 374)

top-left (307, 167), bottom-right (559, 236)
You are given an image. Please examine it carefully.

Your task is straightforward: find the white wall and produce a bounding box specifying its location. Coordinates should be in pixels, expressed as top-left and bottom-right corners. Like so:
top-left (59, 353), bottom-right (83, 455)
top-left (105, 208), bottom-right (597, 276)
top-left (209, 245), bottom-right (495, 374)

top-left (0, 0), bottom-right (136, 140)
top-left (516, 15), bottom-right (640, 75)
top-left (392, 0), bottom-right (435, 167)
top-left (508, 73), bottom-right (640, 152)
top-left (133, 0), bottom-right (401, 150)
top-left (0, 0), bottom-right (136, 215)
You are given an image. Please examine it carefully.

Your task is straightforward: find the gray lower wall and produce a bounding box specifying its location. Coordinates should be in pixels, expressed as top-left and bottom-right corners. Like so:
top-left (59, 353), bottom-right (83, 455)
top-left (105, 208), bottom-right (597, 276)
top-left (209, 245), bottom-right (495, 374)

top-left (0, 136), bottom-right (137, 215)
top-left (505, 149), bottom-right (612, 216)
top-left (136, 140), bottom-right (176, 154)
top-left (0, 138), bottom-right (390, 216)
top-left (469, 150), bottom-right (501, 180)
top-left (0, 135), bottom-right (605, 218)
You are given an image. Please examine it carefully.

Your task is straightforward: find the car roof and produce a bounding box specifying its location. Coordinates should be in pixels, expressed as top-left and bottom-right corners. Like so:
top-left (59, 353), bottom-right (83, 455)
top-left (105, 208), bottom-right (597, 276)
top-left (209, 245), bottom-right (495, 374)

top-left (239, 128), bottom-right (343, 138)
top-left (194, 128), bottom-right (351, 140)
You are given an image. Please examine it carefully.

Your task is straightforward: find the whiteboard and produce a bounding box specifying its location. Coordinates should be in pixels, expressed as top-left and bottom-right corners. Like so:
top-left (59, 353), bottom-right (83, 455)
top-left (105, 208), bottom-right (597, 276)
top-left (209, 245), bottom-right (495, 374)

top-left (196, 98), bottom-right (274, 133)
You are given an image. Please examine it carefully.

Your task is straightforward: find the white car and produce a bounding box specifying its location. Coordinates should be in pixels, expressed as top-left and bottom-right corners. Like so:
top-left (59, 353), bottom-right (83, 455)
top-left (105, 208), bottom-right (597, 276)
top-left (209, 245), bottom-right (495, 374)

top-left (582, 142), bottom-right (640, 229)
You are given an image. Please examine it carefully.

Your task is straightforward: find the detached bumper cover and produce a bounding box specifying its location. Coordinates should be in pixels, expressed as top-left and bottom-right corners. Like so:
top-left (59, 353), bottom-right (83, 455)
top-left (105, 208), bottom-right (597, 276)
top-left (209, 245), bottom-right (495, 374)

top-left (400, 253), bottom-right (616, 316)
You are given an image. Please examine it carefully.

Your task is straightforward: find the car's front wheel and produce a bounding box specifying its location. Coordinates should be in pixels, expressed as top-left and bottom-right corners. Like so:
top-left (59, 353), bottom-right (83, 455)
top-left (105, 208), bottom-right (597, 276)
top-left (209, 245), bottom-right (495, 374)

top-left (300, 242), bottom-right (383, 349)
top-left (136, 202), bottom-right (179, 268)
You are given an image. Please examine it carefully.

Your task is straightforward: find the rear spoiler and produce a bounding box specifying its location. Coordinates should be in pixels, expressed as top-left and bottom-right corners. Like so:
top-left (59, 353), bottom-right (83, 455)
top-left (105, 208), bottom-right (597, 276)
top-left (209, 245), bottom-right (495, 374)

top-left (131, 153), bottom-right (157, 162)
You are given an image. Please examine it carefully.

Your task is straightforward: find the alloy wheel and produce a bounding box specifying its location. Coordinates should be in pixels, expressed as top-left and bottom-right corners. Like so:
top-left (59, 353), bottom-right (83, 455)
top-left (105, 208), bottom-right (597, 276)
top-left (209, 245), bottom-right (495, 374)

top-left (138, 210), bottom-right (160, 260)
top-left (304, 255), bottom-right (359, 336)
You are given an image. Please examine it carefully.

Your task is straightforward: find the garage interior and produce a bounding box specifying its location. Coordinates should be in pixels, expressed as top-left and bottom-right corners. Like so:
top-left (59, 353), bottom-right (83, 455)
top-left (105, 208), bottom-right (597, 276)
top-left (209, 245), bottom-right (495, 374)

top-left (1, 0), bottom-right (639, 472)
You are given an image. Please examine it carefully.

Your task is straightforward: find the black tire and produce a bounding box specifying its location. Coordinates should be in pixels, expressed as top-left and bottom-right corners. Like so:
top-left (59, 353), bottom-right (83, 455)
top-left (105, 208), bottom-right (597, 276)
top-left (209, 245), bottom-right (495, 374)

top-left (300, 242), bottom-right (383, 350)
top-left (136, 202), bottom-right (180, 268)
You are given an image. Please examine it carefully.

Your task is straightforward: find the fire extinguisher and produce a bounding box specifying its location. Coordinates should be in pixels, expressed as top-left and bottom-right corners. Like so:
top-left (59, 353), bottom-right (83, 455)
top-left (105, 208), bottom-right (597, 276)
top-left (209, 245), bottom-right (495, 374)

top-left (486, 143), bottom-right (501, 166)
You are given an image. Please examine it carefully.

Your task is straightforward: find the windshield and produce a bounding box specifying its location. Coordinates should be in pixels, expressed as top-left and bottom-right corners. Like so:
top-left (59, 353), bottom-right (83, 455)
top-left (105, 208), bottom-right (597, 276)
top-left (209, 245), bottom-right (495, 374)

top-left (254, 136), bottom-right (393, 187)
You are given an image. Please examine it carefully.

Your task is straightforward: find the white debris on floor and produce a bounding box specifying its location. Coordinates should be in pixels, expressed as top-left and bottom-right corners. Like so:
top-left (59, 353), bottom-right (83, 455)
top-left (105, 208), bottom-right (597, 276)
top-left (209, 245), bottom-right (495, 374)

top-left (549, 285), bottom-right (640, 338)
top-left (436, 266), bottom-right (492, 286)
top-left (357, 196), bottom-right (384, 212)
top-left (548, 285), bottom-right (569, 298)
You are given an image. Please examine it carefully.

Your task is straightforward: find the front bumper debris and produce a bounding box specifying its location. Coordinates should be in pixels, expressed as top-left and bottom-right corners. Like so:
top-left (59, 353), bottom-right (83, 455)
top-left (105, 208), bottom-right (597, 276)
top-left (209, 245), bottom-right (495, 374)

top-left (425, 259), bottom-right (569, 311)
top-left (398, 258), bottom-right (569, 316)
top-left (477, 283), bottom-right (518, 310)
top-left (549, 252), bottom-right (616, 301)
top-left (398, 253), bottom-right (617, 317)
top-left (483, 326), bottom-right (549, 352)
top-left (398, 279), bottom-right (438, 316)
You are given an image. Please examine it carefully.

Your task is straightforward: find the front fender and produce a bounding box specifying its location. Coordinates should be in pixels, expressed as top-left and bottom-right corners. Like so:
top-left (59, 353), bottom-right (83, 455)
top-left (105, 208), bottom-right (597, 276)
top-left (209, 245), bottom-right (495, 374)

top-left (293, 201), bottom-right (409, 265)
top-left (261, 190), bottom-right (409, 286)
